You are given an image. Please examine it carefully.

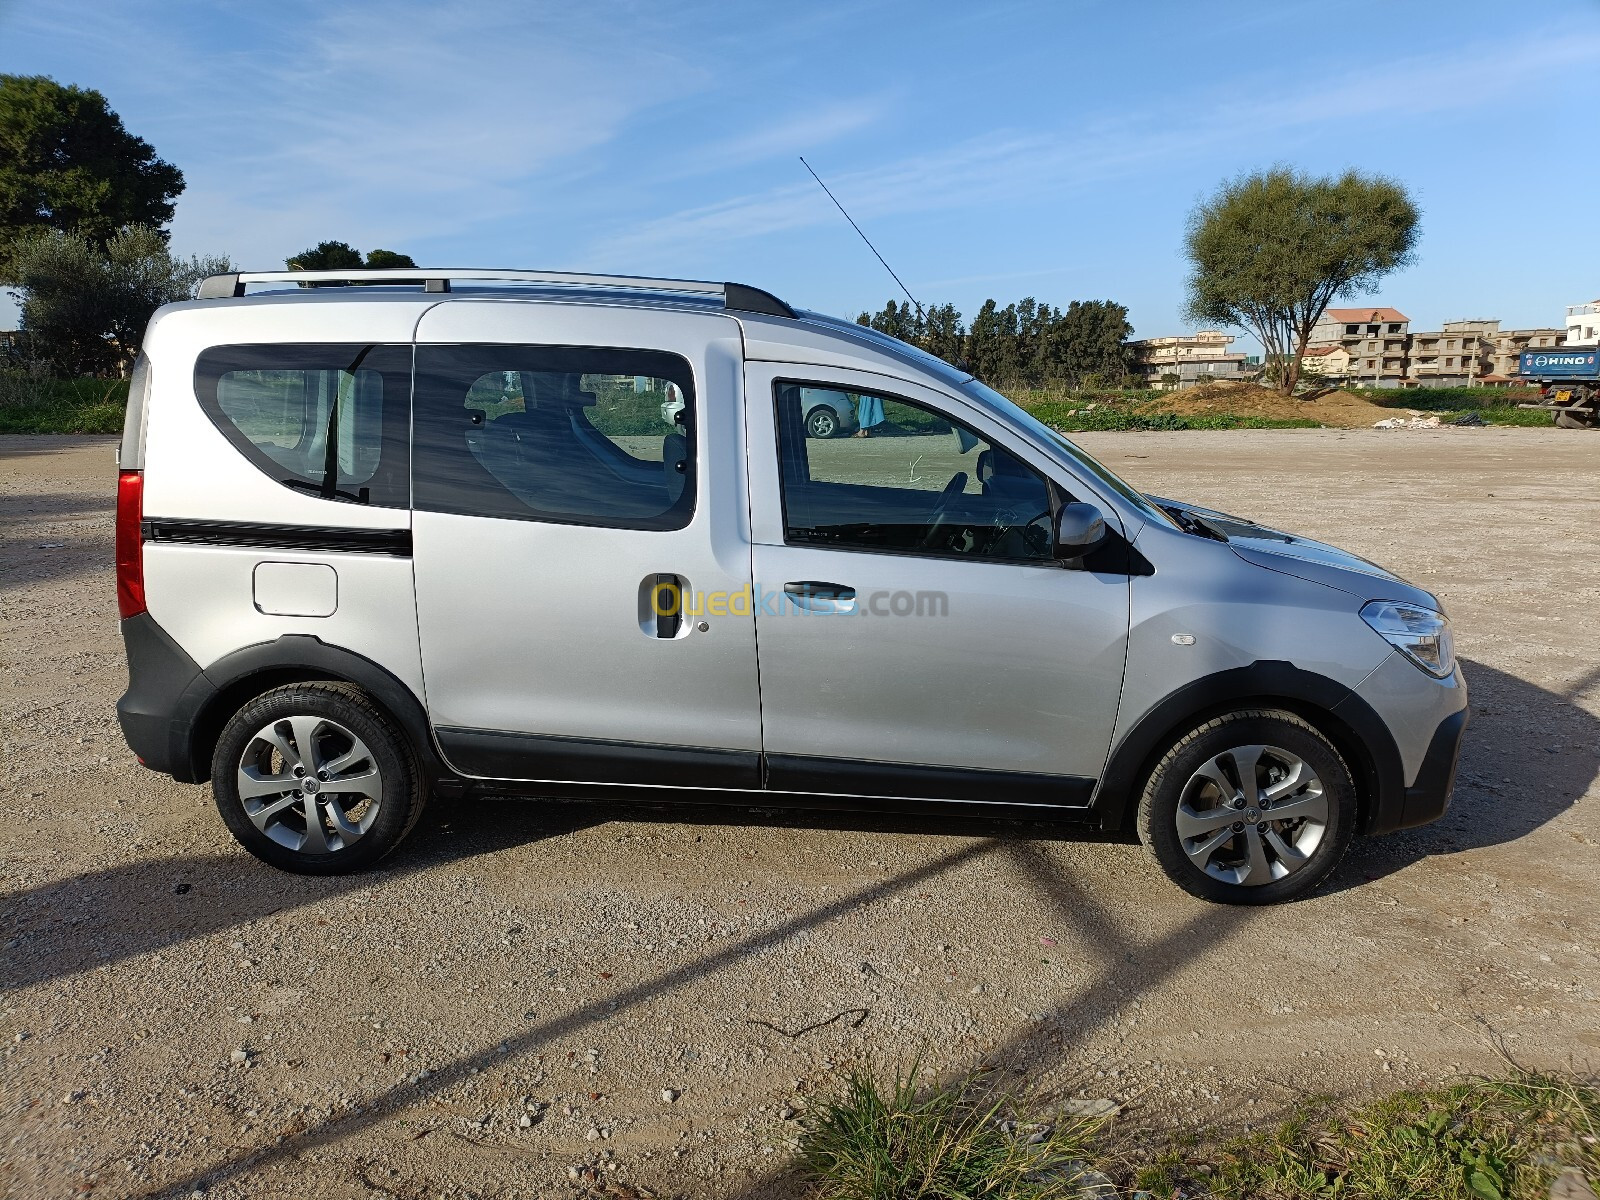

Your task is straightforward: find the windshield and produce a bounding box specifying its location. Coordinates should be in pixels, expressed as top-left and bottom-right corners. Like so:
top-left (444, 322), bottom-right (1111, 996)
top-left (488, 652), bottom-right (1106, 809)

top-left (959, 379), bottom-right (1177, 528)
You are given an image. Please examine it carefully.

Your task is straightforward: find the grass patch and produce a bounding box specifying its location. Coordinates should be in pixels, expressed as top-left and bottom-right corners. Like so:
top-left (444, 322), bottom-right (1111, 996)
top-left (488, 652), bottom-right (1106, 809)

top-left (0, 373), bottom-right (129, 434)
top-left (1356, 386), bottom-right (1554, 429)
top-left (795, 1066), bottom-right (1599, 1199)
top-left (797, 1063), bottom-right (1109, 1198)
top-left (1020, 395), bottom-right (1319, 433)
top-left (1356, 386), bottom-right (1540, 411)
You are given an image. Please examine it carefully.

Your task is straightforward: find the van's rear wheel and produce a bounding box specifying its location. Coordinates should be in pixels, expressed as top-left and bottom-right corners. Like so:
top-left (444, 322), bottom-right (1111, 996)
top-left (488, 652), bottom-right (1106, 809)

top-left (1136, 709), bottom-right (1356, 905)
top-left (212, 682), bottom-right (425, 874)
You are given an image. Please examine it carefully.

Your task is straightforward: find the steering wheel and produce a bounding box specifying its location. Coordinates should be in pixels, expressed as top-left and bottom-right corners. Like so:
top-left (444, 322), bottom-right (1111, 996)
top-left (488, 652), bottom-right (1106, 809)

top-left (917, 472), bottom-right (969, 550)
top-left (964, 503), bottom-right (1054, 558)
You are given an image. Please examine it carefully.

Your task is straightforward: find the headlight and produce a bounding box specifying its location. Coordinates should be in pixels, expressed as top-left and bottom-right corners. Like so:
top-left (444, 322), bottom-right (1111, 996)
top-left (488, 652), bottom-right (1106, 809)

top-left (1361, 600), bottom-right (1455, 678)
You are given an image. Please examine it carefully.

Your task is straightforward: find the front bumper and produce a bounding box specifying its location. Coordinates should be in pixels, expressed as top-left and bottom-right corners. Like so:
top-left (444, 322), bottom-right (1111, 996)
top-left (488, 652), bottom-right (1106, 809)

top-left (1396, 706), bottom-right (1467, 830)
top-left (1349, 652), bottom-right (1468, 835)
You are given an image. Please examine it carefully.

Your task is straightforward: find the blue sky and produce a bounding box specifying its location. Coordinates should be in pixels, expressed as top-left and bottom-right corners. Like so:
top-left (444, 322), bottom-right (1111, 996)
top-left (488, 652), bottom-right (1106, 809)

top-left (3, 0), bottom-right (1598, 341)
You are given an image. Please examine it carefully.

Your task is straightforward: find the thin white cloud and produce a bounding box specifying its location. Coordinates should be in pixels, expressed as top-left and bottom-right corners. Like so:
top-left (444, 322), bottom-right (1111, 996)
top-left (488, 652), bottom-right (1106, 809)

top-left (689, 98), bottom-right (889, 170)
top-left (0, 0), bottom-right (711, 267)
top-left (590, 23), bottom-right (1600, 266)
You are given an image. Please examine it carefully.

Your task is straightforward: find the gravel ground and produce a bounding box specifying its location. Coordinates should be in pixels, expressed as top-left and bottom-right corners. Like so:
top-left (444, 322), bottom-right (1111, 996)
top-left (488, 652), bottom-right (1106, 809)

top-left (3, 428), bottom-right (1598, 1200)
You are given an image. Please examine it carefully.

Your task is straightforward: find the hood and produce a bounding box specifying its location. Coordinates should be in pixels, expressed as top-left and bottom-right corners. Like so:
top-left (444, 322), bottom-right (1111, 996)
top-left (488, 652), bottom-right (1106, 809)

top-left (1148, 496), bottom-right (1443, 610)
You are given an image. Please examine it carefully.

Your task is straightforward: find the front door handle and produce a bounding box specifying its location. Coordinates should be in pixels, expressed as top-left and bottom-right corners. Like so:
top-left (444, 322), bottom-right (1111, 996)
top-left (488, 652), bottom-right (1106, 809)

top-left (783, 580), bottom-right (857, 615)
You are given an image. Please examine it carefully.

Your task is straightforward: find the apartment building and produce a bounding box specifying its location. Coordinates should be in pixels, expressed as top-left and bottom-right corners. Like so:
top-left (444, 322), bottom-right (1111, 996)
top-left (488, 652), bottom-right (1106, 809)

top-left (1294, 304), bottom-right (1579, 386)
top-left (1405, 319), bottom-right (1499, 387)
top-left (1489, 326), bottom-right (1566, 379)
top-left (1307, 307), bottom-right (1410, 387)
top-left (1130, 330), bottom-right (1250, 389)
top-left (1567, 301), bottom-right (1600, 347)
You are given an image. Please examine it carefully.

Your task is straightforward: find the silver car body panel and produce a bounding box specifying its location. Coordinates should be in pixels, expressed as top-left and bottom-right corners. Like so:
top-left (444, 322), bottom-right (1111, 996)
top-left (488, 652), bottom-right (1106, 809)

top-left (138, 296), bottom-right (425, 697)
top-left (1117, 519), bottom-right (1459, 786)
top-left (1352, 651), bottom-right (1468, 782)
top-left (408, 299), bottom-right (764, 762)
top-left (743, 359), bottom-right (1129, 780)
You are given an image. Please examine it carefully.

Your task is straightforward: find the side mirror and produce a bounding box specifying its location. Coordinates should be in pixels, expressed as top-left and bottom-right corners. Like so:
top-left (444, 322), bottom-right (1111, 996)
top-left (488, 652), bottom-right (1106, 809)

top-left (1054, 502), bottom-right (1106, 560)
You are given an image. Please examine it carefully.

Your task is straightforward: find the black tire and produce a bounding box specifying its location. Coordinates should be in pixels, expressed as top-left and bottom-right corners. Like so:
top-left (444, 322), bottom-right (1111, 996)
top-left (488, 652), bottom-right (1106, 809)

top-left (211, 682), bottom-right (425, 875)
top-left (1136, 708), bottom-right (1356, 905)
top-left (1553, 408), bottom-right (1595, 429)
top-left (806, 407), bottom-right (840, 439)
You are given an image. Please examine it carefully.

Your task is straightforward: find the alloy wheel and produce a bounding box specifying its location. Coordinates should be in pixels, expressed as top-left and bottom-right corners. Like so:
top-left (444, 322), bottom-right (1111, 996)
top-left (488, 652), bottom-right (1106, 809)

top-left (236, 715), bottom-right (384, 854)
top-left (1175, 744), bottom-right (1328, 886)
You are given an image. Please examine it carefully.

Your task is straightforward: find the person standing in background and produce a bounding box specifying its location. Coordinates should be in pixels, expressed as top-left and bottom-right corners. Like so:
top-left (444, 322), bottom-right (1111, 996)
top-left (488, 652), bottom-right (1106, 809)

top-left (853, 391), bottom-right (885, 437)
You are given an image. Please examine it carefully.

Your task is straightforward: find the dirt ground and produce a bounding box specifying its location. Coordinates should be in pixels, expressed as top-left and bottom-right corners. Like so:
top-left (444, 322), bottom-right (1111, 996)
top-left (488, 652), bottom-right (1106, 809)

top-left (1151, 380), bottom-right (1404, 427)
top-left (3, 429), bottom-right (1598, 1200)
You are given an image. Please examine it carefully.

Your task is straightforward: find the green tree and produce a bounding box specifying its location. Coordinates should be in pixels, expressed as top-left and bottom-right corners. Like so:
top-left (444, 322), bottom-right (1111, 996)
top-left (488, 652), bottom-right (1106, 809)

top-left (1183, 166), bottom-right (1419, 396)
top-left (860, 298), bottom-right (921, 342)
top-left (965, 299), bottom-right (1005, 384)
top-left (922, 303), bottom-right (964, 367)
top-left (1049, 300), bottom-right (1133, 388)
top-left (362, 248), bottom-right (416, 269)
top-left (286, 240), bottom-right (365, 271)
top-left (286, 243), bottom-right (418, 271)
top-left (0, 75), bottom-right (185, 278)
top-left (991, 302), bottom-right (1024, 384)
top-left (8, 225), bottom-right (229, 375)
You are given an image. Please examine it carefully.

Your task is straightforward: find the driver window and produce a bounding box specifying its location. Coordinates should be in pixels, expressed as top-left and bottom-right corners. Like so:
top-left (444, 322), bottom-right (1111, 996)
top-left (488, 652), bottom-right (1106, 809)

top-left (775, 382), bottom-right (1054, 562)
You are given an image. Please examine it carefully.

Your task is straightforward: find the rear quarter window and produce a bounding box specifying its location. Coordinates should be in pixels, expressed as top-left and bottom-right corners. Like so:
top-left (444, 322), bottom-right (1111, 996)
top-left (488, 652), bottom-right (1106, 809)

top-left (194, 344), bottom-right (412, 508)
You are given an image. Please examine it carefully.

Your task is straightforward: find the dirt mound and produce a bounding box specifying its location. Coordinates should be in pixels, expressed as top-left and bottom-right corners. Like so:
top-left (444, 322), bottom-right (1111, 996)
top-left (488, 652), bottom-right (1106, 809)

top-left (1155, 381), bottom-right (1395, 428)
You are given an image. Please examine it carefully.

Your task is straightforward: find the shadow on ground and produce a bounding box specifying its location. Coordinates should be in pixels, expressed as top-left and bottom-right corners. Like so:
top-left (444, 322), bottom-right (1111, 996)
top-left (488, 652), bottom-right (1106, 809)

top-left (6, 655), bottom-right (1592, 1197)
top-left (1331, 657), bottom-right (1598, 891)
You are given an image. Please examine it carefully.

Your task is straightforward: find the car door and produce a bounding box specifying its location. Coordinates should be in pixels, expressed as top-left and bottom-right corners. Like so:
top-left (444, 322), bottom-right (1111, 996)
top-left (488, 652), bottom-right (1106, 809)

top-left (745, 362), bottom-right (1130, 804)
top-left (410, 300), bottom-right (763, 788)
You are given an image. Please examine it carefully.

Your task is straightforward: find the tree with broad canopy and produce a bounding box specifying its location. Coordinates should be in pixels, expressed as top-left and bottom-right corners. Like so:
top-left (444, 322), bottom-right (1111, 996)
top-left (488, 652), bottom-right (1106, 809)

top-left (1183, 167), bottom-right (1419, 397)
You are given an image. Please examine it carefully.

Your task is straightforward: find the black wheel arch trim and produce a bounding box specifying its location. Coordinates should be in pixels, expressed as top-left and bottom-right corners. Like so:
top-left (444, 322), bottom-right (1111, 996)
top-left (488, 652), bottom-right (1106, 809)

top-left (1090, 660), bottom-right (1407, 837)
top-left (165, 633), bottom-right (443, 785)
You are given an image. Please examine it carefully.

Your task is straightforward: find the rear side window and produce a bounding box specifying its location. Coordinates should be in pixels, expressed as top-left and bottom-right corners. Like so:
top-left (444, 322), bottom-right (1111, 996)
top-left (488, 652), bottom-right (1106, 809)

top-left (412, 344), bottom-right (695, 530)
top-left (195, 344), bottom-right (412, 508)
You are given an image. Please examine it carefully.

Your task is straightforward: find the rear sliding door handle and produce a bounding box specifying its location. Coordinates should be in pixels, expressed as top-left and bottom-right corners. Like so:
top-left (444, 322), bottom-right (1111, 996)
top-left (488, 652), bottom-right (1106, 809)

top-left (653, 573), bottom-right (683, 638)
top-left (783, 580), bottom-right (857, 615)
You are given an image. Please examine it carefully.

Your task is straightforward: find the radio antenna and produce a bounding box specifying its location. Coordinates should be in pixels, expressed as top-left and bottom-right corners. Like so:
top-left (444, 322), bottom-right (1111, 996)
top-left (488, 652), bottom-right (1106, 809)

top-left (800, 156), bottom-right (924, 321)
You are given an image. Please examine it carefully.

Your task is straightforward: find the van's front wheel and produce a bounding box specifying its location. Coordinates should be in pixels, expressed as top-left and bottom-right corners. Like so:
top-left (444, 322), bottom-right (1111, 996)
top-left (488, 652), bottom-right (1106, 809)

top-left (212, 682), bottom-right (425, 874)
top-left (1136, 709), bottom-right (1356, 905)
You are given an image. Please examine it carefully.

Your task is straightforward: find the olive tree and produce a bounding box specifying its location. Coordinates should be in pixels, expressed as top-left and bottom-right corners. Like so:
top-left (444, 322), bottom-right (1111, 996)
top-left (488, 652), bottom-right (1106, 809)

top-left (1183, 168), bottom-right (1419, 396)
top-left (8, 225), bottom-right (230, 375)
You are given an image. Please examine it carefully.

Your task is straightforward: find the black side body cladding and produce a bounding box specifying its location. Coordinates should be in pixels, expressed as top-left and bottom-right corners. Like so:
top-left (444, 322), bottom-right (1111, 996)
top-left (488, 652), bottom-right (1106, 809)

top-left (765, 754), bottom-right (1093, 806)
top-left (144, 519), bottom-right (412, 556)
top-left (116, 612), bottom-right (206, 774)
top-left (119, 627), bottom-right (445, 784)
top-left (435, 727), bottom-right (761, 790)
top-left (1091, 660), bottom-right (1413, 836)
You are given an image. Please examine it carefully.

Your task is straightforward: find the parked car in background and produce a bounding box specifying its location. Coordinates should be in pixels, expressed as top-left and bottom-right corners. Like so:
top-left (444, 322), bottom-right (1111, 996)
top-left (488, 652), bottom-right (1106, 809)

top-left (663, 382), bottom-right (855, 438)
top-left (114, 268), bottom-right (1466, 905)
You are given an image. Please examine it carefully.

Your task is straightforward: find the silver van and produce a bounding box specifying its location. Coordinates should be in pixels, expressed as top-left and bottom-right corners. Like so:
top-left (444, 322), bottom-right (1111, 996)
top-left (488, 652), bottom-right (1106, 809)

top-left (114, 269), bottom-right (1466, 904)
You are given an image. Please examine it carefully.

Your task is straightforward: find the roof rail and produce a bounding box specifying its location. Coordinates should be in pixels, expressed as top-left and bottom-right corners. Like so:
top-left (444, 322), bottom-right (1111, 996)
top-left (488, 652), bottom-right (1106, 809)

top-left (195, 269), bottom-right (796, 318)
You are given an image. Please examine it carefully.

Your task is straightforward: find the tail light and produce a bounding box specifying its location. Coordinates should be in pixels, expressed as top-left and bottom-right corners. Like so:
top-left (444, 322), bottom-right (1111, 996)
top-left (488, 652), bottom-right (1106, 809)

top-left (116, 470), bottom-right (146, 619)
